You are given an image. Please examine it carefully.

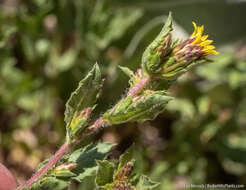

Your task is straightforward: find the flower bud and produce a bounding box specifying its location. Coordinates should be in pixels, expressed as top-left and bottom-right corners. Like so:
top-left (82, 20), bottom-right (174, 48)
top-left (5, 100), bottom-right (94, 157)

top-left (51, 162), bottom-right (77, 178)
top-left (141, 13), bottom-right (219, 81)
top-left (160, 22), bottom-right (219, 80)
top-left (115, 162), bottom-right (134, 181)
top-left (68, 107), bottom-right (92, 139)
top-left (142, 13), bottom-right (173, 76)
top-left (112, 180), bottom-right (136, 190)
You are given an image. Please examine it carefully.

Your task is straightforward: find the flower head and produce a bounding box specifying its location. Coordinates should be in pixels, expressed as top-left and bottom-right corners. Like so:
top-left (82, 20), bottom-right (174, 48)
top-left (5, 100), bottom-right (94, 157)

top-left (141, 14), bottom-right (219, 80)
top-left (173, 22), bottom-right (219, 62)
top-left (158, 22), bottom-right (219, 80)
top-left (190, 22), bottom-right (219, 56)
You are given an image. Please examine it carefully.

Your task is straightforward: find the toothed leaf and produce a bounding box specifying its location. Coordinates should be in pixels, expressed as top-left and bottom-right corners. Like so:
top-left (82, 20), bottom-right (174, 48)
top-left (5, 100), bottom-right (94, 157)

top-left (64, 63), bottom-right (102, 139)
top-left (103, 91), bottom-right (172, 124)
top-left (96, 160), bottom-right (115, 187)
top-left (68, 142), bottom-right (115, 182)
top-left (136, 175), bottom-right (159, 190)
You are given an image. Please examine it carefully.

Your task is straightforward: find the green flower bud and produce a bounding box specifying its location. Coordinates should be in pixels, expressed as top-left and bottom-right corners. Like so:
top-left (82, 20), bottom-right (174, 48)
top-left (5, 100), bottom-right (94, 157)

top-left (112, 180), bottom-right (136, 190)
top-left (103, 91), bottom-right (172, 124)
top-left (142, 14), bottom-right (219, 81)
top-left (160, 22), bottom-right (218, 80)
top-left (51, 162), bottom-right (77, 178)
top-left (68, 107), bottom-right (92, 139)
top-left (141, 12), bottom-right (173, 76)
top-left (110, 162), bottom-right (136, 190)
top-left (115, 162), bottom-right (134, 181)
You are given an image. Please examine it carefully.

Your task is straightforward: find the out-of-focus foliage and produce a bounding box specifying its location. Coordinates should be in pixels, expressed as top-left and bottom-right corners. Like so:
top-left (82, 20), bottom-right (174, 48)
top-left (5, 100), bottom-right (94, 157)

top-left (0, 0), bottom-right (246, 189)
top-left (0, 0), bottom-right (143, 183)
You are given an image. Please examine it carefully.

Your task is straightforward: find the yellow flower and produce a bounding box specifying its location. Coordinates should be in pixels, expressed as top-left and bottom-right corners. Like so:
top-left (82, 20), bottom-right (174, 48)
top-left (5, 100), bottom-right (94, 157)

top-left (191, 22), bottom-right (219, 56)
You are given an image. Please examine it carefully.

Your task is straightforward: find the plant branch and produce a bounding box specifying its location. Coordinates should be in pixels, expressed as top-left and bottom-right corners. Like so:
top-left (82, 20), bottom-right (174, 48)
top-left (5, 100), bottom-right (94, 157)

top-left (17, 143), bottom-right (70, 190)
top-left (127, 76), bottom-right (150, 96)
top-left (17, 73), bottom-right (151, 190)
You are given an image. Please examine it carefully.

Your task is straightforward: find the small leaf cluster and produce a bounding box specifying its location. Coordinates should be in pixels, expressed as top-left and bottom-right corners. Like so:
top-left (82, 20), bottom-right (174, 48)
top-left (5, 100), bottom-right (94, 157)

top-left (95, 146), bottom-right (159, 190)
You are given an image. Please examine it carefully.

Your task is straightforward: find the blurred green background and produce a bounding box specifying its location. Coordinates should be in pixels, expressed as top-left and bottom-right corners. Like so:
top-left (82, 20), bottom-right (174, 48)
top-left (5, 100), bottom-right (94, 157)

top-left (0, 0), bottom-right (246, 189)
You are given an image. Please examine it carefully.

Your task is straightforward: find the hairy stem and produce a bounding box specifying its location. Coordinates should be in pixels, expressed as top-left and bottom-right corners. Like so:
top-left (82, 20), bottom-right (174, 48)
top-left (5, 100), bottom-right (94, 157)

top-left (127, 76), bottom-right (150, 96)
top-left (18, 74), bottom-right (150, 190)
top-left (17, 143), bottom-right (70, 190)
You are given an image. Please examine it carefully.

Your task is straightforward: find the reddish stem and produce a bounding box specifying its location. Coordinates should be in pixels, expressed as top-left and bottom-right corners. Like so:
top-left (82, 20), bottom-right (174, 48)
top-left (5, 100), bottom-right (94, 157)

top-left (127, 77), bottom-right (150, 96)
top-left (17, 143), bottom-right (70, 190)
top-left (18, 118), bottom-right (106, 190)
top-left (111, 76), bottom-right (150, 111)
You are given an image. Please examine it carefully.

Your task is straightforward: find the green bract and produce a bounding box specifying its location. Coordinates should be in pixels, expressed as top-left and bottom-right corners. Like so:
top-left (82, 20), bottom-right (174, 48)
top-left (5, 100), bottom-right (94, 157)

top-left (161, 58), bottom-right (207, 80)
top-left (141, 12), bottom-right (173, 77)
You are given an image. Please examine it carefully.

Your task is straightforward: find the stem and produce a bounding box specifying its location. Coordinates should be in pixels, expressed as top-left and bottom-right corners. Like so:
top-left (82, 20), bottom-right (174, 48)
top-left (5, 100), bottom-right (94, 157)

top-left (127, 77), bottom-right (150, 96)
top-left (18, 117), bottom-right (105, 190)
top-left (18, 74), bottom-right (151, 190)
top-left (17, 143), bottom-right (70, 190)
top-left (110, 76), bottom-right (151, 112)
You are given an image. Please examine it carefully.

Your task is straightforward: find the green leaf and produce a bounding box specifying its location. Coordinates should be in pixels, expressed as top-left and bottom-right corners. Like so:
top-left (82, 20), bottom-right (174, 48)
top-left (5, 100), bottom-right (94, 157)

top-left (118, 66), bottom-right (135, 80)
top-left (96, 160), bottom-right (115, 187)
top-left (64, 63), bottom-right (103, 139)
top-left (93, 147), bottom-right (158, 190)
top-left (54, 170), bottom-right (76, 178)
top-left (91, 1), bottom-right (143, 49)
top-left (98, 184), bottom-right (113, 190)
top-left (103, 91), bottom-right (173, 124)
top-left (68, 142), bottom-right (115, 182)
top-left (28, 177), bottom-right (68, 190)
top-left (28, 142), bottom-right (114, 189)
top-left (103, 8), bottom-right (142, 47)
top-left (0, 24), bottom-right (16, 48)
top-left (118, 66), bottom-right (138, 88)
top-left (118, 145), bottom-right (134, 170)
top-left (47, 46), bottom-right (78, 77)
top-left (136, 175), bottom-right (159, 190)
top-left (50, 162), bottom-right (77, 179)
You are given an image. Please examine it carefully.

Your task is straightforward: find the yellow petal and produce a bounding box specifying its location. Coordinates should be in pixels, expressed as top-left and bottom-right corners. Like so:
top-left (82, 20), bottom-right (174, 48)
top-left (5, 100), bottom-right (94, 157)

top-left (197, 25), bottom-right (204, 37)
top-left (192, 35), bottom-right (203, 45)
top-left (206, 45), bottom-right (216, 50)
top-left (203, 49), bottom-right (219, 55)
top-left (211, 50), bottom-right (219, 55)
top-left (191, 22), bottom-right (198, 37)
top-left (201, 35), bottom-right (208, 41)
top-left (189, 21), bottom-right (219, 56)
top-left (200, 40), bottom-right (213, 47)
